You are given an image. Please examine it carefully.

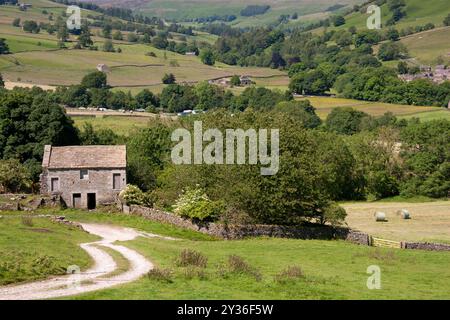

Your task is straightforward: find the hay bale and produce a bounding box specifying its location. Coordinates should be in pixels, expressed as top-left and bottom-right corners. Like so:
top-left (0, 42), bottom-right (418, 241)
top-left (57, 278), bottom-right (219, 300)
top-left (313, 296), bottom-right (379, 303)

top-left (374, 212), bottom-right (387, 222)
top-left (397, 209), bottom-right (411, 219)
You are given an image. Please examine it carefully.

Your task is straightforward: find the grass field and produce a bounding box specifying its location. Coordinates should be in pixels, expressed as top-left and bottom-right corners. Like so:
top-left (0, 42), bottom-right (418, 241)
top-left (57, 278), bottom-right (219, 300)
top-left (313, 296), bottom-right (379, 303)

top-left (0, 216), bottom-right (98, 285)
top-left (343, 201), bottom-right (450, 243)
top-left (297, 96), bottom-right (443, 119)
top-left (73, 115), bottom-right (153, 136)
top-left (126, 0), bottom-right (362, 27)
top-left (56, 209), bottom-right (450, 300)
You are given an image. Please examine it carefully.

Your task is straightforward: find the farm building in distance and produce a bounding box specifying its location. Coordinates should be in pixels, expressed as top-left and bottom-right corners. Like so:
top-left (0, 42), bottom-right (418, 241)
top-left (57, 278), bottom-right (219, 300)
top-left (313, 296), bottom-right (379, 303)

top-left (40, 145), bottom-right (127, 209)
top-left (399, 65), bottom-right (450, 84)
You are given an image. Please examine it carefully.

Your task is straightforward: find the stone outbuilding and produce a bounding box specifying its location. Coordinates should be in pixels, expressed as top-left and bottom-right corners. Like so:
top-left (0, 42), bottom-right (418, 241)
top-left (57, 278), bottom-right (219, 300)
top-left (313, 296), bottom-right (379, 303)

top-left (40, 145), bottom-right (127, 209)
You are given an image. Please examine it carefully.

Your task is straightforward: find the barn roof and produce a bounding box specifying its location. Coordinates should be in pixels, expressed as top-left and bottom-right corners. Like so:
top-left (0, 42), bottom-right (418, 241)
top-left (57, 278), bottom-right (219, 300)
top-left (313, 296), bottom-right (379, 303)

top-left (42, 145), bottom-right (126, 169)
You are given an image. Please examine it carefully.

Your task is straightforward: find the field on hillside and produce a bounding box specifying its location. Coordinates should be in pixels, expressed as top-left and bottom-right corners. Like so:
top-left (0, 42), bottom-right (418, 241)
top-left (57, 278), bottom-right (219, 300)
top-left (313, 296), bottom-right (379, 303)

top-left (57, 209), bottom-right (450, 300)
top-left (343, 201), bottom-right (450, 243)
top-left (297, 96), bottom-right (443, 119)
top-left (0, 1), bottom-right (288, 90)
top-left (399, 27), bottom-right (450, 65)
top-left (96, 0), bottom-right (363, 27)
top-left (330, 0), bottom-right (449, 32)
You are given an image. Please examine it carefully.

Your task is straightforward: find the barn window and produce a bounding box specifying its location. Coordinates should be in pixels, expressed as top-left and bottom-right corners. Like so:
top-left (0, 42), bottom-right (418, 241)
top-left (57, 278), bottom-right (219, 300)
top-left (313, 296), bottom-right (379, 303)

top-left (80, 169), bottom-right (89, 180)
top-left (51, 178), bottom-right (59, 192)
top-left (113, 173), bottom-right (121, 190)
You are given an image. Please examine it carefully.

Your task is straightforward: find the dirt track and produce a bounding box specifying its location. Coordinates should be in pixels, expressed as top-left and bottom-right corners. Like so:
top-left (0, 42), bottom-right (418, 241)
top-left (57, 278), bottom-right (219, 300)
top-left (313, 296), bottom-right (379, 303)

top-left (0, 223), bottom-right (175, 300)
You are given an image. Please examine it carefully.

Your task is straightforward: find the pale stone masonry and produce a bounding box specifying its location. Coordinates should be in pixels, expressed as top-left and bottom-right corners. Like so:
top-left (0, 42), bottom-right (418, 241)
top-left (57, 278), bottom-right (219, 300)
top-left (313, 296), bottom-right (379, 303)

top-left (40, 145), bottom-right (127, 209)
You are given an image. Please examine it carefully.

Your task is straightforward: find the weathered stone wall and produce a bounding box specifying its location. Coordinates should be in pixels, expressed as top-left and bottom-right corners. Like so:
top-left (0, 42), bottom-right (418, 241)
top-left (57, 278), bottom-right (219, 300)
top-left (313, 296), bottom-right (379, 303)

top-left (42, 168), bottom-right (126, 208)
top-left (402, 242), bottom-right (450, 251)
top-left (128, 205), bottom-right (370, 245)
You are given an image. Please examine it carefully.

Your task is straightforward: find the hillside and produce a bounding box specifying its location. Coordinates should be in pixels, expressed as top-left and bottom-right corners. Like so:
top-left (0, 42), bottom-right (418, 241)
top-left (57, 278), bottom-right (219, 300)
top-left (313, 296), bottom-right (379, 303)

top-left (0, 0), bottom-right (287, 90)
top-left (328, 0), bottom-right (450, 31)
top-left (81, 0), bottom-right (366, 27)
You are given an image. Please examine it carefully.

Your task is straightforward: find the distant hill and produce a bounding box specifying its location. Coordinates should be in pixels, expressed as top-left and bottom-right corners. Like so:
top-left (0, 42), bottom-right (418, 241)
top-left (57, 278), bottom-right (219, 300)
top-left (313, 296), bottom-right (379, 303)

top-left (80, 0), bottom-right (366, 25)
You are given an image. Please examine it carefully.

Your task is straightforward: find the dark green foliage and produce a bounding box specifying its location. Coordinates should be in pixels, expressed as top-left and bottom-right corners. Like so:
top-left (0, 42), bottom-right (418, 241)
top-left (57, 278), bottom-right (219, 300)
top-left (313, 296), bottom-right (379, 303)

top-left (22, 20), bottom-right (40, 33)
top-left (400, 120), bottom-right (450, 197)
top-left (103, 39), bottom-right (115, 52)
top-left (444, 14), bottom-right (450, 26)
top-left (200, 49), bottom-right (215, 66)
top-left (231, 87), bottom-right (291, 111)
top-left (0, 38), bottom-right (9, 54)
top-left (162, 73), bottom-right (176, 84)
top-left (326, 107), bottom-right (370, 135)
top-left (378, 41), bottom-right (408, 61)
top-left (273, 100), bottom-right (321, 129)
top-left (0, 73), bottom-right (4, 87)
top-left (0, 88), bottom-right (79, 181)
top-left (240, 5), bottom-right (270, 17)
top-left (127, 124), bottom-right (172, 191)
top-left (331, 15), bottom-right (346, 27)
top-left (81, 71), bottom-right (108, 89)
top-left (79, 123), bottom-right (118, 145)
top-left (159, 84), bottom-right (198, 113)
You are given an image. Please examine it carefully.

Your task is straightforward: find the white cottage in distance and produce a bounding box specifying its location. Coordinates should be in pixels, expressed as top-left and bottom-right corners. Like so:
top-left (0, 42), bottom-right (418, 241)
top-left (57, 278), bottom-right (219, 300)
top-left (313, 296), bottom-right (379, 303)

top-left (40, 145), bottom-right (127, 209)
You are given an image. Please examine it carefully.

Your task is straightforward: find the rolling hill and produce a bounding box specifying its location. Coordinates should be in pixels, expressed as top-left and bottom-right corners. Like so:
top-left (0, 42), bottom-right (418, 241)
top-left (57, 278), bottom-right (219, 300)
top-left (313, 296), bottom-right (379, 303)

top-left (81, 0), bottom-right (366, 27)
top-left (0, 0), bottom-right (287, 90)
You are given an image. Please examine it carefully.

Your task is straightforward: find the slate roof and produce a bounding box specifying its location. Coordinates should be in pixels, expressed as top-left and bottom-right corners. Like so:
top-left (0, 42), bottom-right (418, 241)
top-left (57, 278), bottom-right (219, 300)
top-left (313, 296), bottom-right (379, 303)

top-left (42, 145), bottom-right (126, 169)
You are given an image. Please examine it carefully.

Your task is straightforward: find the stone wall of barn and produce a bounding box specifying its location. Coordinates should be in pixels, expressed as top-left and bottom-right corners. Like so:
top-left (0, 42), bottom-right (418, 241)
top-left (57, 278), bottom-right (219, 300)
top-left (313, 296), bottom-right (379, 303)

top-left (41, 168), bottom-right (126, 208)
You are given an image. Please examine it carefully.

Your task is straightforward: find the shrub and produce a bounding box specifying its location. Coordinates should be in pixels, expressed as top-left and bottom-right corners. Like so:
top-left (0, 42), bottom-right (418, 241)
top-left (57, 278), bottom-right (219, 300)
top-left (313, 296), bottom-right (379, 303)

top-left (183, 266), bottom-right (207, 280)
top-left (223, 255), bottom-right (262, 281)
top-left (147, 268), bottom-right (173, 283)
top-left (274, 265), bottom-right (303, 283)
top-left (21, 216), bottom-right (33, 227)
top-left (0, 159), bottom-right (32, 193)
top-left (320, 203), bottom-right (347, 226)
top-left (175, 249), bottom-right (208, 268)
top-left (119, 184), bottom-right (153, 207)
top-left (173, 187), bottom-right (224, 222)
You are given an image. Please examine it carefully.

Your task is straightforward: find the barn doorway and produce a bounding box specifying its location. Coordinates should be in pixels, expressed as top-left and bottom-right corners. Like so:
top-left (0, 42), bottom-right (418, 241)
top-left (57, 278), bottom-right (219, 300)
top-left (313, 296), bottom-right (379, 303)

top-left (73, 193), bottom-right (82, 208)
top-left (87, 193), bottom-right (96, 210)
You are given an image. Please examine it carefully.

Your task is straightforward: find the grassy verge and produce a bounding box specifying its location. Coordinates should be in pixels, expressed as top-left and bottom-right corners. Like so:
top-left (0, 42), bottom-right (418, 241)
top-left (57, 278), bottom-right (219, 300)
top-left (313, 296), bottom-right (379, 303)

top-left (63, 210), bottom-right (215, 241)
top-left (0, 216), bottom-right (98, 285)
top-left (69, 236), bottom-right (450, 300)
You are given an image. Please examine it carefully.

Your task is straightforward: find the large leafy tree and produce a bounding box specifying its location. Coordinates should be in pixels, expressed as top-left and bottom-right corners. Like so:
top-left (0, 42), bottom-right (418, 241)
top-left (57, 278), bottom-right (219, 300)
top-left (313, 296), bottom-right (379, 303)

top-left (0, 88), bottom-right (80, 180)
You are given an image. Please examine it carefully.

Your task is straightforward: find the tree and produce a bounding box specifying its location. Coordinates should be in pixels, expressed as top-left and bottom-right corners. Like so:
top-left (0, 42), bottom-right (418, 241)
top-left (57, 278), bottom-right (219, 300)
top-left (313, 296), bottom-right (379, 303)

top-left (200, 49), bottom-right (215, 66)
top-left (113, 30), bottom-right (123, 41)
top-left (135, 89), bottom-right (158, 109)
top-left (102, 24), bottom-right (112, 39)
top-left (0, 38), bottom-right (9, 54)
top-left (103, 39), bottom-right (115, 52)
top-left (22, 20), bottom-right (40, 33)
top-left (12, 18), bottom-right (21, 27)
top-left (0, 73), bottom-right (4, 87)
top-left (444, 14), bottom-right (450, 26)
top-left (0, 159), bottom-right (32, 193)
top-left (398, 61), bottom-right (409, 74)
top-left (378, 41), bottom-right (408, 61)
top-left (162, 73), bottom-right (176, 84)
top-left (326, 107), bottom-right (370, 135)
top-left (289, 70), bottom-right (330, 95)
top-left (63, 85), bottom-right (91, 108)
top-left (127, 32), bottom-right (139, 43)
top-left (331, 15), bottom-right (346, 27)
top-left (0, 89), bottom-right (79, 181)
top-left (81, 71), bottom-right (108, 89)
top-left (78, 22), bottom-right (93, 48)
top-left (386, 28), bottom-right (400, 41)
top-left (273, 100), bottom-right (321, 129)
top-left (230, 75), bottom-right (241, 86)
top-left (79, 123), bottom-right (118, 145)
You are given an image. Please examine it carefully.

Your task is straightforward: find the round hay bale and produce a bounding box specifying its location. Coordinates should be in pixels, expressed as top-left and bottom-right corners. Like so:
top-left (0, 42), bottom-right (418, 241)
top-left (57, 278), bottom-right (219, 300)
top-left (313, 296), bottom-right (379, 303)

top-left (374, 212), bottom-right (387, 222)
top-left (396, 209), bottom-right (411, 219)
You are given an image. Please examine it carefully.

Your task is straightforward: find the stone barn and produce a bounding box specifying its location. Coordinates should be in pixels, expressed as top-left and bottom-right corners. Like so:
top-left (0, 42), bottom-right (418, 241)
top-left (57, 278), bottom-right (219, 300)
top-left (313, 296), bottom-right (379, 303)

top-left (40, 145), bottom-right (127, 209)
